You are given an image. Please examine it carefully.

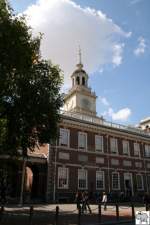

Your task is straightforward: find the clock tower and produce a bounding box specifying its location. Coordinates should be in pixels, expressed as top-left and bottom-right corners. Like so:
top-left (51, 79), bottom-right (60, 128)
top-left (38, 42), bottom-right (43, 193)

top-left (64, 48), bottom-right (97, 117)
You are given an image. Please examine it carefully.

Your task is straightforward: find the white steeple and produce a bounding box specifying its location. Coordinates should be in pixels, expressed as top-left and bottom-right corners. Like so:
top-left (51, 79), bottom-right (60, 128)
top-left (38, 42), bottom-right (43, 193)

top-left (64, 48), bottom-right (97, 117)
top-left (71, 46), bottom-right (88, 88)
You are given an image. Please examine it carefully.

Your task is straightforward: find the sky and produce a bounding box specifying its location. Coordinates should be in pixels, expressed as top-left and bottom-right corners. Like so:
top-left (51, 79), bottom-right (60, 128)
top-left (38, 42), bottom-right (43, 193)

top-left (9, 0), bottom-right (150, 126)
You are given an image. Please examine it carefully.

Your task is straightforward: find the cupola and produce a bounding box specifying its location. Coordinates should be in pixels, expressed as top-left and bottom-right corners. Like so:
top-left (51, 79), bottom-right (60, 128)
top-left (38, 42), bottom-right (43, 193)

top-left (71, 47), bottom-right (88, 88)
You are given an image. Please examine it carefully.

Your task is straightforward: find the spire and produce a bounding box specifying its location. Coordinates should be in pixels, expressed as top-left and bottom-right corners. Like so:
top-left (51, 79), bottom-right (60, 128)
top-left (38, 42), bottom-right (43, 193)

top-left (77, 45), bottom-right (83, 69)
top-left (79, 45), bottom-right (82, 64)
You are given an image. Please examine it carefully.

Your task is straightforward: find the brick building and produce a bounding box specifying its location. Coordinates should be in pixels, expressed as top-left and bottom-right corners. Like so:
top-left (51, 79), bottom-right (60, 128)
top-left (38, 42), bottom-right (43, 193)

top-left (46, 53), bottom-right (150, 202)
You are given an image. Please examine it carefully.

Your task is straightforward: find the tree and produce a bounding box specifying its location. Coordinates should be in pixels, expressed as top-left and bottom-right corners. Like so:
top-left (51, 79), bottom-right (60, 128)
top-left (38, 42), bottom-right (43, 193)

top-left (0, 0), bottom-right (63, 156)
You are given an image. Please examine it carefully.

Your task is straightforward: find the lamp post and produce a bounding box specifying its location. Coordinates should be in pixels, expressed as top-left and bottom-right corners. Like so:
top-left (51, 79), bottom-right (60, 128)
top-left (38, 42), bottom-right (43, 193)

top-left (143, 143), bottom-right (149, 193)
top-left (106, 134), bottom-right (111, 193)
top-left (53, 139), bottom-right (58, 202)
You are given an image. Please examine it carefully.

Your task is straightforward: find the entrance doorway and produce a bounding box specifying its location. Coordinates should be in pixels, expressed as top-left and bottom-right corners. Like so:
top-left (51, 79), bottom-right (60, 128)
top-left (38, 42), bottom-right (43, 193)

top-left (25, 166), bottom-right (40, 201)
top-left (124, 173), bottom-right (133, 197)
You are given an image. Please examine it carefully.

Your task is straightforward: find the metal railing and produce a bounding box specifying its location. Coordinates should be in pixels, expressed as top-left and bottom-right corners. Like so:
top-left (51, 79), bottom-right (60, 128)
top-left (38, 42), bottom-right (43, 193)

top-left (1, 203), bottom-right (149, 225)
top-left (61, 110), bottom-right (150, 138)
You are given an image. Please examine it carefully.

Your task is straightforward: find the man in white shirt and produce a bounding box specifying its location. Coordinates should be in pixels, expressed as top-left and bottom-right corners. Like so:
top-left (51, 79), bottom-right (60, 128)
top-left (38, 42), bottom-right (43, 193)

top-left (102, 192), bottom-right (107, 211)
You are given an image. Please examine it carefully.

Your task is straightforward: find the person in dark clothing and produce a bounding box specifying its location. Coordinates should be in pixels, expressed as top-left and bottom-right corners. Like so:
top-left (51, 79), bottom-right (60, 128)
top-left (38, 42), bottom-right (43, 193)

top-left (75, 191), bottom-right (82, 211)
top-left (85, 192), bottom-right (92, 213)
top-left (81, 191), bottom-right (87, 213)
top-left (120, 192), bottom-right (125, 202)
top-left (143, 192), bottom-right (150, 208)
top-left (81, 191), bottom-right (92, 214)
top-left (0, 177), bottom-right (7, 204)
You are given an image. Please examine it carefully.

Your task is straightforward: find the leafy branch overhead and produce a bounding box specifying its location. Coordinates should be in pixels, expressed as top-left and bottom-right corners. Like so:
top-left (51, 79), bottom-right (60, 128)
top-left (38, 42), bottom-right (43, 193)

top-left (0, 0), bottom-right (63, 155)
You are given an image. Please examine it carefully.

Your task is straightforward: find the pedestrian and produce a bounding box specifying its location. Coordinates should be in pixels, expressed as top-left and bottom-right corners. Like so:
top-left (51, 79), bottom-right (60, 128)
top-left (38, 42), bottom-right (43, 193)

top-left (0, 177), bottom-right (7, 204)
top-left (81, 191), bottom-right (87, 213)
top-left (120, 191), bottom-right (124, 202)
top-left (95, 191), bottom-right (100, 203)
top-left (102, 192), bottom-right (107, 211)
top-left (84, 192), bottom-right (92, 213)
top-left (75, 191), bottom-right (81, 211)
top-left (143, 192), bottom-right (150, 209)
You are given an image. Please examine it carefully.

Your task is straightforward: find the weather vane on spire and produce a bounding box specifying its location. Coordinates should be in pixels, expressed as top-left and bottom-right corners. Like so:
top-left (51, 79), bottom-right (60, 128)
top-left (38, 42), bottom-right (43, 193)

top-left (78, 45), bottom-right (82, 64)
top-left (77, 45), bottom-right (83, 69)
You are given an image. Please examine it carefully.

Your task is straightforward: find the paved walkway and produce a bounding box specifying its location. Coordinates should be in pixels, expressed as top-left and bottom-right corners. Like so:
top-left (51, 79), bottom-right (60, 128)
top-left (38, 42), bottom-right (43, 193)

top-left (4, 203), bottom-right (146, 215)
top-left (0, 204), bottom-right (146, 225)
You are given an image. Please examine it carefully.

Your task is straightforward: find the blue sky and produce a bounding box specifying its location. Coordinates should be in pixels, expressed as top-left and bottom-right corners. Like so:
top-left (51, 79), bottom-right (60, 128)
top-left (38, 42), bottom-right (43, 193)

top-left (10, 0), bottom-right (150, 125)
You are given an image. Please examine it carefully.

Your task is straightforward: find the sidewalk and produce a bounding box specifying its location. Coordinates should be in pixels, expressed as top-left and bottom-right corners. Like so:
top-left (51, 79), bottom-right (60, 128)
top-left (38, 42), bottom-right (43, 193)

top-left (0, 203), bottom-right (143, 225)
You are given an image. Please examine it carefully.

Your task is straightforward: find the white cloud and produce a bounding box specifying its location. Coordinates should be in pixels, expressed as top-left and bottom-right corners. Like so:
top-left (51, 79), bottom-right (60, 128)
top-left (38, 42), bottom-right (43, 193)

top-left (130, 0), bottom-right (144, 5)
top-left (24, 0), bottom-right (131, 85)
top-left (112, 43), bottom-right (125, 67)
top-left (98, 96), bottom-right (110, 106)
top-left (103, 107), bottom-right (131, 122)
top-left (134, 37), bottom-right (146, 56)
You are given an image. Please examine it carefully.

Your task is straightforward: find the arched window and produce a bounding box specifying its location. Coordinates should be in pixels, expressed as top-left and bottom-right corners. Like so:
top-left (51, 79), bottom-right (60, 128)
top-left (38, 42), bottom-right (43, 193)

top-left (76, 76), bottom-right (80, 85)
top-left (72, 78), bottom-right (75, 86)
top-left (82, 77), bottom-right (85, 85)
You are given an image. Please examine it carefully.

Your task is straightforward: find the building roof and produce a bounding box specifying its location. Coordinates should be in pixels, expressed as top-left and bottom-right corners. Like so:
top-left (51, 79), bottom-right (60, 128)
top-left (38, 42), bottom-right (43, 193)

top-left (140, 117), bottom-right (150, 124)
top-left (61, 110), bottom-right (150, 139)
top-left (28, 144), bottom-right (48, 159)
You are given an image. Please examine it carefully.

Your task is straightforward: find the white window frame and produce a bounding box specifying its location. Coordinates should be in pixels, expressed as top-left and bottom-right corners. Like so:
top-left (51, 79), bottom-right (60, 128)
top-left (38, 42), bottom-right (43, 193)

top-left (112, 172), bottom-right (120, 190)
top-left (110, 138), bottom-right (118, 154)
top-left (78, 132), bottom-right (87, 150)
top-left (95, 135), bottom-right (103, 152)
top-left (78, 169), bottom-right (87, 189)
top-left (136, 174), bottom-right (144, 190)
top-left (59, 128), bottom-right (70, 147)
top-left (96, 171), bottom-right (105, 190)
top-left (145, 145), bottom-right (150, 157)
top-left (57, 167), bottom-right (69, 189)
top-left (123, 140), bottom-right (130, 156)
top-left (134, 143), bottom-right (140, 157)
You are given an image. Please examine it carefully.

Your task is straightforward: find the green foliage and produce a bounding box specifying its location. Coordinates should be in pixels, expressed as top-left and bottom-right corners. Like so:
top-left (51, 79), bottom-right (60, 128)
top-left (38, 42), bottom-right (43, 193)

top-left (0, 1), bottom-right (63, 155)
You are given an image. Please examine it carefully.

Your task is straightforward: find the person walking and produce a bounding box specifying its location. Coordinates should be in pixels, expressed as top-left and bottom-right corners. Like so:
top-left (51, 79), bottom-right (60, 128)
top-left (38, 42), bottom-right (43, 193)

top-left (81, 191), bottom-right (87, 213)
top-left (0, 177), bottom-right (7, 205)
top-left (75, 191), bottom-right (82, 211)
top-left (81, 191), bottom-right (92, 214)
top-left (84, 192), bottom-right (92, 214)
top-left (102, 192), bottom-right (107, 211)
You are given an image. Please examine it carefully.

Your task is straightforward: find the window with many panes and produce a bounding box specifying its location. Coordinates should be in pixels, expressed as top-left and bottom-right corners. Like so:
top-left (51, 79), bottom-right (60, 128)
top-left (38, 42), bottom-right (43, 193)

top-left (78, 169), bottom-right (87, 189)
top-left (136, 174), bottom-right (143, 190)
top-left (123, 140), bottom-right (130, 155)
top-left (112, 172), bottom-right (120, 190)
top-left (96, 171), bottom-right (104, 189)
top-left (145, 145), bottom-right (150, 157)
top-left (110, 138), bottom-right (118, 154)
top-left (58, 167), bottom-right (69, 189)
top-left (59, 128), bottom-right (70, 146)
top-left (134, 143), bottom-right (140, 157)
top-left (95, 135), bottom-right (103, 152)
top-left (78, 132), bottom-right (87, 150)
